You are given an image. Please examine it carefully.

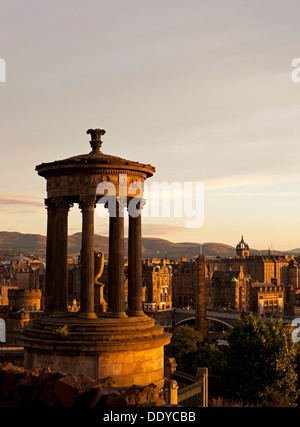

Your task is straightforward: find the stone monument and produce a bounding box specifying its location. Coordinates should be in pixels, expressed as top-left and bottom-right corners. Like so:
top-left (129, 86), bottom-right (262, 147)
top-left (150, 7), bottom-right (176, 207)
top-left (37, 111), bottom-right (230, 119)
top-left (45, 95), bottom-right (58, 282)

top-left (21, 129), bottom-right (171, 387)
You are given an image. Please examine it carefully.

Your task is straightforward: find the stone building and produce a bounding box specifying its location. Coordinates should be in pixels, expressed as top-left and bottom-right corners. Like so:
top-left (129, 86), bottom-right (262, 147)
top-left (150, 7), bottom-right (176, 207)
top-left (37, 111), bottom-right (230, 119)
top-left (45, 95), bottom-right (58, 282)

top-left (211, 237), bottom-right (298, 288)
top-left (0, 264), bottom-right (10, 287)
top-left (169, 236), bottom-right (299, 318)
top-left (141, 258), bottom-right (173, 332)
top-left (0, 289), bottom-right (42, 345)
top-left (172, 257), bottom-right (204, 309)
top-left (210, 265), bottom-right (251, 311)
top-left (172, 256), bottom-right (207, 338)
top-left (203, 236), bottom-right (299, 316)
top-left (221, 254), bottom-right (293, 286)
top-left (250, 282), bottom-right (284, 316)
top-left (0, 286), bottom-right (18, 307)
top-left (6, 258), bottom-right (45, 291)
top-left (204, 236), bottom-right (298, 312)
top-left (229, 237), bottom-right (297, 287)
top-left (7, 289), bottom-right (42, 312)
top-left (143, 257), bottom-right (173, 312)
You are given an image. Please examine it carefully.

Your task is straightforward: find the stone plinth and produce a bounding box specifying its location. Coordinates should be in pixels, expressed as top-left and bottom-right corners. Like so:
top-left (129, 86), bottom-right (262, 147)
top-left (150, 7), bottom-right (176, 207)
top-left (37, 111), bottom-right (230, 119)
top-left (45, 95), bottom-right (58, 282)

top-left (22, 315), bottom-right (171, 387)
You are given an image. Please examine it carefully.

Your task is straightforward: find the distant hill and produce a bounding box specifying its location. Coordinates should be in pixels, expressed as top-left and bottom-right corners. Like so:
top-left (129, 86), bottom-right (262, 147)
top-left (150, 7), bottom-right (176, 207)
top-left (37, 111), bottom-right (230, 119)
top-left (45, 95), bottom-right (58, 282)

top-left (0, 231), bottom-right (236, 259)
top-left (0, 232), bottom-right (46, 255)
top-left (286, 248), bottom-right (300, 255)
top-left (0, 231), bottom-right (297, 260)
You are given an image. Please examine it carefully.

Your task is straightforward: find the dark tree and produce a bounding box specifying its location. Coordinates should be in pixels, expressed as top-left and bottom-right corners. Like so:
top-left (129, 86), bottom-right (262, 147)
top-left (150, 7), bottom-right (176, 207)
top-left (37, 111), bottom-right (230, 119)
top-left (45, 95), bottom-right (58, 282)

top-left (223, 314), bottom-right (298, 406)
top-left (165, 325), bottom-right (203, 372)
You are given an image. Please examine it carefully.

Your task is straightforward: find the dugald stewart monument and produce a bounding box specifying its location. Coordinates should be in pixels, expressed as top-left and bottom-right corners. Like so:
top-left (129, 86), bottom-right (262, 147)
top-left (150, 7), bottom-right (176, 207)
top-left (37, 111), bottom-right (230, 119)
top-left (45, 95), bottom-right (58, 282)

top-left (21, 128), bottom-right (171, 387)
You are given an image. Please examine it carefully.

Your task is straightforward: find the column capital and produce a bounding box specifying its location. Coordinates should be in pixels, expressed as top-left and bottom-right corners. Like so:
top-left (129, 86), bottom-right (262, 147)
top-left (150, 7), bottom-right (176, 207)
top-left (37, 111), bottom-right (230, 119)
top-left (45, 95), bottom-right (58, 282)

top-left (52, 197), bottom-right (73, 213)
top-left (44, 198), bottom-right (57, 211)
top-left (79, 195), bottom-right (97, 212)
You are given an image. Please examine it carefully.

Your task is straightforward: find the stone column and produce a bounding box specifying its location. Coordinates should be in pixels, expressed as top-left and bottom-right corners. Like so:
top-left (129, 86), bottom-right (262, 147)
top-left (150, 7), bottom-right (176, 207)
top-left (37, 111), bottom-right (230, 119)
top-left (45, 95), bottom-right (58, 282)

top-left (44, 198), bottom-right (57, 313)
top-left (107, 212), bottom-right (113, 311)
top-left (79, 196), bottom-right (97, 319)
top-left (196, 255), bottom-right (207, 339)
top-left (108, 200), bottom-right (127, 318)
top-left (53, 197), bottom-right (72, 315)
top-left (127, 200), bottom-right (144, 316)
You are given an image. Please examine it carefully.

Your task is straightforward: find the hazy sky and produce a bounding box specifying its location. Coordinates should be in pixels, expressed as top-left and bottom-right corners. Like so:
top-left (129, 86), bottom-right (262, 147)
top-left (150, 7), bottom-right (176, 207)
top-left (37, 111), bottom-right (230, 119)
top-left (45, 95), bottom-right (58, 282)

top-left (1, 0), bottom-right (300, 250)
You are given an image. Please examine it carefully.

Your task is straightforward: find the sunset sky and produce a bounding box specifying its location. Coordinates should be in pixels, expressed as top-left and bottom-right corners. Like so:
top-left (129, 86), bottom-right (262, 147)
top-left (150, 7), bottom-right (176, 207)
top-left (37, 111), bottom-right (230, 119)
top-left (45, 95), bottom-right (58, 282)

top-left (1, 0), bottom-right (300, 250)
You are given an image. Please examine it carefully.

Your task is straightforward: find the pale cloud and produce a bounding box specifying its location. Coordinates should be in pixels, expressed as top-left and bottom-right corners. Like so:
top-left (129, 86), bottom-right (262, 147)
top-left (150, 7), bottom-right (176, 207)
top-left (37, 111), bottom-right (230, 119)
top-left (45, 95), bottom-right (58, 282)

top-left (204, 172), bottom-right (300, 191)
top-left (0, 195), bottom-right (43, 208)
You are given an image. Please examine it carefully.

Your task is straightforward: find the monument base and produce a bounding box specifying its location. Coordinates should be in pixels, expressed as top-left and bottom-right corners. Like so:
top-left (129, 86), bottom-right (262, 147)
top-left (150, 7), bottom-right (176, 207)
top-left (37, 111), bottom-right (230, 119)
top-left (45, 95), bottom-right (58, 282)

top-left (21, 313), bottom-right (171, 387)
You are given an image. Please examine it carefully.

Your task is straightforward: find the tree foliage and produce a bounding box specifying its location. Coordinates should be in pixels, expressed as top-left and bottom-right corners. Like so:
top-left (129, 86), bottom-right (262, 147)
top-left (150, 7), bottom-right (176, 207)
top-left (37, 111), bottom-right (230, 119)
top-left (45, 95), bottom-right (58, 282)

top-left (165, 325), bottom-right (225, 396)
top-left (165, 325), bottom-right (203, 371)
top-left (223, 314), bottom-right (298, 406)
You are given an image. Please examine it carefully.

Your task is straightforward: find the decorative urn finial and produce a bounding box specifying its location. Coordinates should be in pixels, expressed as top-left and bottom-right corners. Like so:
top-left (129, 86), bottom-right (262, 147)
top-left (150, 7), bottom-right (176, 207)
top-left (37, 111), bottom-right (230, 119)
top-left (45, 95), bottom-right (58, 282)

top-left (87, 128), bottom-right (106, 153)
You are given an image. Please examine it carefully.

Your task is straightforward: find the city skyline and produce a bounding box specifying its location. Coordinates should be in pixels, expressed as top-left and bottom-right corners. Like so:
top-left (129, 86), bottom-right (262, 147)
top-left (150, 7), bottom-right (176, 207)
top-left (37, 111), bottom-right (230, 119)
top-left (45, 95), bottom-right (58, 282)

top-left (1, 0), bottom-right (300, 250)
